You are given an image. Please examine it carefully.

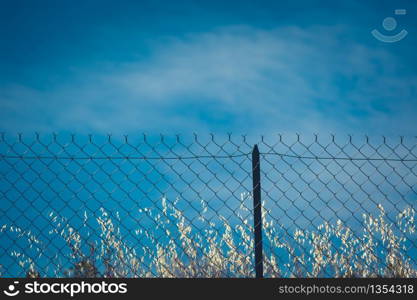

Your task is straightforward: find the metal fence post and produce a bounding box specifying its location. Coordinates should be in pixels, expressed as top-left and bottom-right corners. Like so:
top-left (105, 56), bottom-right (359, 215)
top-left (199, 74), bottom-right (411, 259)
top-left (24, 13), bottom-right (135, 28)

top-left (251, 144), bottom-right (264, 278)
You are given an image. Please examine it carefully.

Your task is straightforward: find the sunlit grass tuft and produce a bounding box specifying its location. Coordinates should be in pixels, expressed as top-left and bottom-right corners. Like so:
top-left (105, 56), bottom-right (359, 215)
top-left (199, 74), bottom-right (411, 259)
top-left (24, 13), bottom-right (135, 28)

top-left (1, 198), bottom-right (416, 278)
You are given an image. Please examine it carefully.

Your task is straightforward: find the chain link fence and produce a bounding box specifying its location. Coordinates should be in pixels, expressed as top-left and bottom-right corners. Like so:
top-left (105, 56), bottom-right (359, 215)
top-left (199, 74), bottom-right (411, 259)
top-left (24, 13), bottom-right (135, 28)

top-left (0, 133), bottom-right (416, 278)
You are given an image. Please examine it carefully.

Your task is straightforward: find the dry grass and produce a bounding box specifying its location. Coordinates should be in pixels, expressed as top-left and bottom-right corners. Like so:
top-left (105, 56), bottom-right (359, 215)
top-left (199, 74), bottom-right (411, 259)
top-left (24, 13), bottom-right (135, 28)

top-left (1, 197), bottom-right (416, 278)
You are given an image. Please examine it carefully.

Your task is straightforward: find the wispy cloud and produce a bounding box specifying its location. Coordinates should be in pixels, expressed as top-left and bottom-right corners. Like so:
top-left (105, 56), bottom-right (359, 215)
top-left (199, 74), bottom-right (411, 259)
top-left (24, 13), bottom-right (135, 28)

top-left (1, 25), bottom-right (416, 135)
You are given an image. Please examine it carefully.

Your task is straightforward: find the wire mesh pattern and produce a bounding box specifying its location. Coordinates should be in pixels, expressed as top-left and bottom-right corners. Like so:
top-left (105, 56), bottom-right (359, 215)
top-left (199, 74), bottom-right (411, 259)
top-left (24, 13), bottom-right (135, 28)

top-left (0, 133), bottom-right (416, 278)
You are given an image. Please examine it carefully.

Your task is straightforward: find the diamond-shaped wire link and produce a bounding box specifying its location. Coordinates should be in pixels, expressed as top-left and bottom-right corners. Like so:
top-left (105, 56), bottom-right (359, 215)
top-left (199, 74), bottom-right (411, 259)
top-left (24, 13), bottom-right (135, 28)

top-left (0, 133), bottom-right (416, 278)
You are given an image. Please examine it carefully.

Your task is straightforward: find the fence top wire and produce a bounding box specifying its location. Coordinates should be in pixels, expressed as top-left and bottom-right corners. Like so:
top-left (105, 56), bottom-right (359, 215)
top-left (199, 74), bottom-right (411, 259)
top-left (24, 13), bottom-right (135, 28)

top-left (0, 153), bottom-right (250, 160)
top-left (1, 133), bottom-right (417, 161)
top-left (1, 152), bottom-right (417, 161)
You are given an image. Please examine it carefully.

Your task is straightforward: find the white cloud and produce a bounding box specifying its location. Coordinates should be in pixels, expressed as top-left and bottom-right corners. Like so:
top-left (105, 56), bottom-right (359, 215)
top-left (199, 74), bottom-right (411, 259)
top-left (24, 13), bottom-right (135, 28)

top-left (1, 25), bottom-right (416, 135)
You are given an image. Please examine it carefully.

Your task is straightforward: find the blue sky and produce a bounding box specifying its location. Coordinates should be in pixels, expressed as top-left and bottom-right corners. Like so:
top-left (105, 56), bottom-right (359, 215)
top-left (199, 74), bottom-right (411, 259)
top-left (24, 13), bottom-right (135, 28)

top-left (1, 1), bottom-right (417, 277)
top-left (0, 0), bottom-right (416, 135)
